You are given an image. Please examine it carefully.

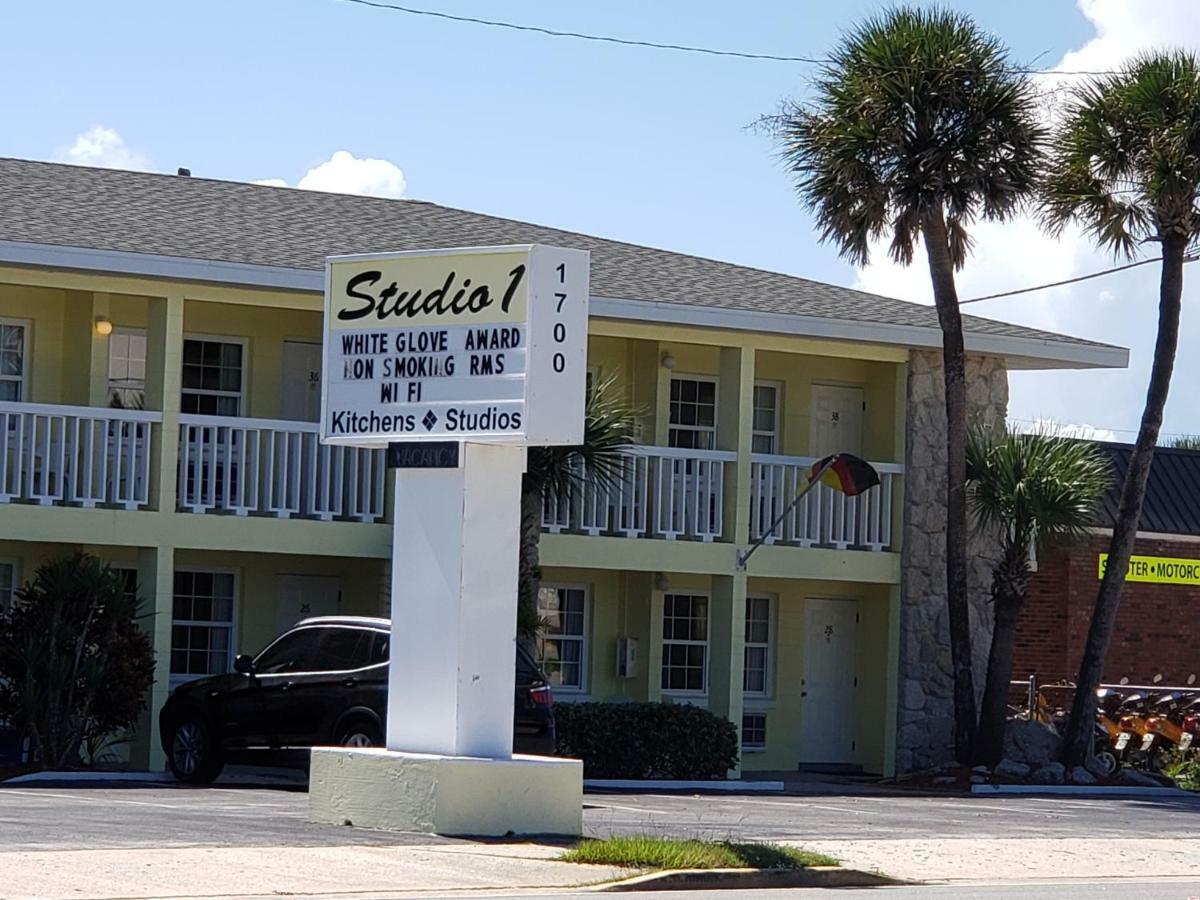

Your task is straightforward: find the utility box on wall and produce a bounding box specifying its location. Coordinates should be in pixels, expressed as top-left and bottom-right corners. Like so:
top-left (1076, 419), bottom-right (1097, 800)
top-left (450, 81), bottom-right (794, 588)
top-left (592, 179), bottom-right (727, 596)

top-left (616, 637), bottom-right (638, 679)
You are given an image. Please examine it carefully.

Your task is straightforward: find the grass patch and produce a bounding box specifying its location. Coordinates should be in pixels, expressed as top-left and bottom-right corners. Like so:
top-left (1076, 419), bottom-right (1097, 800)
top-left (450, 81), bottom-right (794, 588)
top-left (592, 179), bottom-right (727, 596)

top-left (560, 835), bottom-right (839, 870)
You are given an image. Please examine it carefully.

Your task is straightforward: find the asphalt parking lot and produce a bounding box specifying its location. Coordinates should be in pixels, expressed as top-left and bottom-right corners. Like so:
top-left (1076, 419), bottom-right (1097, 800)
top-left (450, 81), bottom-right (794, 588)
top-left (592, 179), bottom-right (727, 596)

top-left (3, 780), bottom-right (1200, 850)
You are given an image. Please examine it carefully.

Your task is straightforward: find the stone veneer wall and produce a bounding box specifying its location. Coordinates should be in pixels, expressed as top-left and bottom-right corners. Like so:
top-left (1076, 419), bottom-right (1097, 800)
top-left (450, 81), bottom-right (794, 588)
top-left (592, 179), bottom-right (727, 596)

top-left (896, 350), bottom-right (1008, 773)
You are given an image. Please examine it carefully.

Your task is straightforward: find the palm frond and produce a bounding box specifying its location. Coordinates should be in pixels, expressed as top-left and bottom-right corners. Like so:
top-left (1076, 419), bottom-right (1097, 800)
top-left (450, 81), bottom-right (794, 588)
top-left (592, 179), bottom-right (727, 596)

top-left (966, 426), bottom-right (1112, 556)
top-left (524, 373), bottom-right (641, 502)
top-left (772, 5), bottom-right (1044, 268)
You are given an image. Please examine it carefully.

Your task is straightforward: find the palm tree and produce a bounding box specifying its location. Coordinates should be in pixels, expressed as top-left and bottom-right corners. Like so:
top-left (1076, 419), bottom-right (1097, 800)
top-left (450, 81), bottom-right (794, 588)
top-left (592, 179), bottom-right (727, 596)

top-left (1041, 51), bottom-right (1200, 767)
top-left (773, 7), bottom-right (1044, 760)
top-left (518, 374), bottom-right (639, 642)
top-left (966, 428), bottom-right (1110, 765)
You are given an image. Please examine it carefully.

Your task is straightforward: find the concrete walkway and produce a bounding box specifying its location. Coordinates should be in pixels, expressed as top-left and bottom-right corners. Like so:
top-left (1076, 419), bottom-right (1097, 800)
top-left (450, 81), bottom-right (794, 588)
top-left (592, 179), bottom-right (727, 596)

top-left (794, 838), bottom-right (1200, 883)
top-left (5, 843), bottom-right (625, 900)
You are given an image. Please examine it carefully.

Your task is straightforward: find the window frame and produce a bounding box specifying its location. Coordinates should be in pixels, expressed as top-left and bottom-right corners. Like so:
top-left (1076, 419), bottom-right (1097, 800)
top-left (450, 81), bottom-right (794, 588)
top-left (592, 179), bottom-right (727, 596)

top-left (741, 712), bottom-right (768, 752)
top-left (535, 583), bottom-right (590, 694)
top-left (0, 558), bottom-right (18, 611)
top-left (0, 317), bottom-right (31, 403)
top-left (667, 374), bottom-right (719, 451)
top-left (750, 380), bottom-right (782, 455)
top-left (181, 333), bottom-right (248, 418)
top-left (170, 567), bottom-right (240, 686)
top-left (660, 591), bottom-right (711, 697)
top-left (106, 326), bottom-right (148, 409)
top-left (252, 624), bottom-right (389, 678)
top-left (742, 594), bottom-right (775, 699)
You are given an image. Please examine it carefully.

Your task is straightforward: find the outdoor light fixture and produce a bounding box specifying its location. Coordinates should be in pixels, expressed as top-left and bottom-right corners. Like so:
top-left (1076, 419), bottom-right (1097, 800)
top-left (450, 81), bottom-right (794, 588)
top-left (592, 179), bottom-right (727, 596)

top-left (94, 315), bottom-right (113, 336)
top-left (660, 350), bottom-right (676, 370)
top-left (653, 572), bottom-right (671, 591)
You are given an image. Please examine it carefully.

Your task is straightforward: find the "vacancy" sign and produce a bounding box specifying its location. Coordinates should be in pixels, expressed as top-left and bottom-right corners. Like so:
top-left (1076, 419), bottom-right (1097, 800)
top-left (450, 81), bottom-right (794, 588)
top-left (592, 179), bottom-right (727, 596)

top-left (321, 245), bottom-right (589, 447)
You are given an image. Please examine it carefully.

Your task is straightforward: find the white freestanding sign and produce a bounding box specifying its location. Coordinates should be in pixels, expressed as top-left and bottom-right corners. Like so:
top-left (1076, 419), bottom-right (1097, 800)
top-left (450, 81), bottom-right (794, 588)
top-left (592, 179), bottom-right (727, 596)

top-left (321, 244), bottom-right (589, 447)
top-left (309, 245), bottom-right (589, 837)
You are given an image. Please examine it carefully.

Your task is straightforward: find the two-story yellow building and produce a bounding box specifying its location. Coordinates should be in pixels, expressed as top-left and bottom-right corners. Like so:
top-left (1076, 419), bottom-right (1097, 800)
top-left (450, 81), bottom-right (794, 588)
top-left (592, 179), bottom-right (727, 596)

top-left (0, 158), bottom-right (1126, 775)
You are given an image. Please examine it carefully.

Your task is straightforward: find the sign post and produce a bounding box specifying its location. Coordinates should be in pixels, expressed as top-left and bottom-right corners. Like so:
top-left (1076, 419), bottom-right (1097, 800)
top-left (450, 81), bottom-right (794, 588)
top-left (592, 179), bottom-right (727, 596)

top-left (308, 245), bottom-right (588, 836)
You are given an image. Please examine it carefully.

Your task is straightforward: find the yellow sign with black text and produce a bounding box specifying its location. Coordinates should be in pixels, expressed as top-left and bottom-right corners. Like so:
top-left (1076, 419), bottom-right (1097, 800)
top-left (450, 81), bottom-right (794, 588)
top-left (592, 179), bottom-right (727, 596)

top-left (1098, 553), bottom-right (1200, 585)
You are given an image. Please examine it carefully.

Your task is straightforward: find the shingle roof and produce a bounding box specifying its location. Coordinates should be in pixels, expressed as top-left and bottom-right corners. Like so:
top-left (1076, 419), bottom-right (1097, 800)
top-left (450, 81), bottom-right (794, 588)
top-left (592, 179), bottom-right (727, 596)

top-left (1094, 443), bottom-right (1200, 535)
top-left (0, 157), bottom-right (1118, 358)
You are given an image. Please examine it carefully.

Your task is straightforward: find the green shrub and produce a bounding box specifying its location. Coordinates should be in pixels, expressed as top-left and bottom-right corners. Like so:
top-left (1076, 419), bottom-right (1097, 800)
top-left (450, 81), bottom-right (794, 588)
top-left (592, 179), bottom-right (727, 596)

top-left (0, 553), bottom-right (155, 769)
top-left (555, 701), bottom-right (738, 779)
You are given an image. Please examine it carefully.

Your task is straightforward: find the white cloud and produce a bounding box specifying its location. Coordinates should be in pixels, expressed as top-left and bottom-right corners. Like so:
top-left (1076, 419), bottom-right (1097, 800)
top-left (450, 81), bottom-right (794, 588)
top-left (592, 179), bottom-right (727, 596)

top-left (1017, 418), bottom-right (1120, 443)
top-left (851, 0), bottom-right (1200, 441)
top-left (55, 125), bottom-right (149, 170)
top-left (259, 150), bottom-right (406, 199)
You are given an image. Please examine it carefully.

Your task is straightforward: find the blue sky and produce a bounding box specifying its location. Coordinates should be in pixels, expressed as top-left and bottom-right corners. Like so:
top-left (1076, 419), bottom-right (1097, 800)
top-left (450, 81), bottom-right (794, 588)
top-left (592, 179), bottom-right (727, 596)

top-left (5, 0), bottom-right (1196, 439)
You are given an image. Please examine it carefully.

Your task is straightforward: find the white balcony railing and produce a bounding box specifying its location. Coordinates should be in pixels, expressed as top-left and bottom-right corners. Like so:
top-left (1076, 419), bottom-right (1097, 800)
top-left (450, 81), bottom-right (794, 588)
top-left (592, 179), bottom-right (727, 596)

top-left (543, 445), bottom-right (734, 542)
top-left (0, 401), bottom-right (160, 509)
top-left (750, 453), bottom-right (901, 551)
top-left (178, 415), bottom-right (386, 522)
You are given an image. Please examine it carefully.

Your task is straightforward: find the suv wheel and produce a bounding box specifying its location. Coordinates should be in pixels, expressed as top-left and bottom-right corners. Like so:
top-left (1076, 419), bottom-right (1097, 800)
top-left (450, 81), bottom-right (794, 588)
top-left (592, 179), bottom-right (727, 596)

top-left (337, 719), bottom-right (382, 748)
top-left (167, 718), bottom-right (225, 784)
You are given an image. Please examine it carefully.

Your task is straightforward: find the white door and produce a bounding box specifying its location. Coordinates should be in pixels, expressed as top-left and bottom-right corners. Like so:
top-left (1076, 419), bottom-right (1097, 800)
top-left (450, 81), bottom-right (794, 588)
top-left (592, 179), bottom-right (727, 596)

top-left (281, 341), bottom-right (322, 422)
top-left (810, 385), bottom-right (864, 457)
top-left (798, 597), bottom-right (858, 765)
top-left (275, 575), bottom-right (341, 634)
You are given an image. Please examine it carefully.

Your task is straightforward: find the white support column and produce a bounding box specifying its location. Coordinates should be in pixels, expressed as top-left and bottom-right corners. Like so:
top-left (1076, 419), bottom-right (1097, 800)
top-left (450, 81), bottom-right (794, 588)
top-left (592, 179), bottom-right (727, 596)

top-left (140, 544), bottom-right (175, 772)
top-left (386, 442), bottom-right (524, 758)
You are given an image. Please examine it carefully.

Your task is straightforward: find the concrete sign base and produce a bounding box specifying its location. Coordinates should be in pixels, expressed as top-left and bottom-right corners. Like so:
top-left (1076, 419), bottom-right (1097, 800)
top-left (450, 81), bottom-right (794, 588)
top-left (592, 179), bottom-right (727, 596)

top-left (309, 746), bottom-right (583, 836)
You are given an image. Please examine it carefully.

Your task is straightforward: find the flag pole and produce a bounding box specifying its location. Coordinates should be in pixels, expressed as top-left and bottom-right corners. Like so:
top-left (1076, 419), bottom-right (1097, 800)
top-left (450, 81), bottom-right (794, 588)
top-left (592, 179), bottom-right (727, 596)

top-left (736, 458), bottom-right (835, 570)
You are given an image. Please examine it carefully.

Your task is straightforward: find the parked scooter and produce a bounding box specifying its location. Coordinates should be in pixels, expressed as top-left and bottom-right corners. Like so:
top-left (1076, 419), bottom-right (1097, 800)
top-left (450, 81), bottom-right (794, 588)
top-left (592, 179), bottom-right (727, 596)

top-left (1180, 695), bottom-right (1200, 756)
top-left (1114, 693), bottom-right (1153, 759)
top-left (1092, 688), bottom-right (1125, 776)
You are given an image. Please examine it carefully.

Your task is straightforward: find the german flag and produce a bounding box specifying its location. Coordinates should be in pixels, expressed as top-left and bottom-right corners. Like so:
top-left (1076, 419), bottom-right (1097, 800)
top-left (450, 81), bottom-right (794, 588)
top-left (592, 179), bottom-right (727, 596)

top-left (806, 453), bottom-right (880, 497)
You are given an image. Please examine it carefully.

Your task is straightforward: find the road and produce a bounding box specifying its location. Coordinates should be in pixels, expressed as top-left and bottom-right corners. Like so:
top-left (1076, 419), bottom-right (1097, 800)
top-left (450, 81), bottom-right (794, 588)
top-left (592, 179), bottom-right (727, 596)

top-left (3, 780), bottom-right (1200, 896)
top-left (5, 781), bottom-right (1200, 848)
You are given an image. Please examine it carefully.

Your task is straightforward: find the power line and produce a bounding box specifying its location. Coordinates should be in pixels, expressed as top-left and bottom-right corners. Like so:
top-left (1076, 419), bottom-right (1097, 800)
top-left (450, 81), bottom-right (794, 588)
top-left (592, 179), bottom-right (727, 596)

top-left (332, 0), bottom-right (1127, 75)
top-left (959, 256), bottom-right (1200, 305)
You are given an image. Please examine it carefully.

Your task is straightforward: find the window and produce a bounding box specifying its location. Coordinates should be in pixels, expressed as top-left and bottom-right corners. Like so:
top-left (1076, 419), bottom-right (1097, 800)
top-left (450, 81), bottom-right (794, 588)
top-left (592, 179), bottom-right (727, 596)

top-left (316, 627), bottom-right (375, 672)
top-left (743, 596), bottom-right (772, 696)
top-left (171, 570), bottom-right (236, 679)
top-left (661, 593), bottom-right (709, 693)
top-left (0, 320), bottom-right (28, 402)
top-left (742, 713), bottom-right (767, 750)
top-left (108, 328), bottom-right (147, 409)
top-left (254, 627), bottom-right (323, 674)
top-left (668, 377), bottom-right (717, 450)
top-left (0, 561), bottom-right (15, 610)
top-left (751, 383), bottom-right (780, 454)
top-left (181, 338), bottom-right (244, 416)
top-left (536, 586), bottom-right (588, 691)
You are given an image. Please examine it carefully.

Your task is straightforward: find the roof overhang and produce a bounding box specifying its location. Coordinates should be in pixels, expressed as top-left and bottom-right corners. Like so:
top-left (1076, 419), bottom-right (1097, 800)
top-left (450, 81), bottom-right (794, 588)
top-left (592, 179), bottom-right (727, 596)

top-left (0, 239), bottom-right (1129, 371)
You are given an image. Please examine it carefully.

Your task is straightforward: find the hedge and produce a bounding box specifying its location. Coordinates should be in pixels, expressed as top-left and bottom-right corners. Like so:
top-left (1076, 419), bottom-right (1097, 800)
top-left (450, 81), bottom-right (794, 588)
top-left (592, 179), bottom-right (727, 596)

top-left (554, 701), bottom-right (739, 779)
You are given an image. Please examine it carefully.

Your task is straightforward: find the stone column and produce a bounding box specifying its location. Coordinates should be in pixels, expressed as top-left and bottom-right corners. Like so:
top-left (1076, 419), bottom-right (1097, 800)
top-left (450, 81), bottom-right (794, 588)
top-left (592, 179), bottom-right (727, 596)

top-left (895, 350), bottom-right (1008, 773)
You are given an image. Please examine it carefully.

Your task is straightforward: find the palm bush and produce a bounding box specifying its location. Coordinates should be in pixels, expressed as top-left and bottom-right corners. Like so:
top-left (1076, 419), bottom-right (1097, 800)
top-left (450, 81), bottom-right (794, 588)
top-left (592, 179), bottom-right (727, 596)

top-left (966, 429), bottom-right (1110, 764)
top-left (772, 6), bottom-right (1044, 759)
top-left (1041, 51), bottom-right (1200, 765)
top-left (0, 553), bottom-right (155, 769)
top-left (519, 374), bottom-right (639, 638)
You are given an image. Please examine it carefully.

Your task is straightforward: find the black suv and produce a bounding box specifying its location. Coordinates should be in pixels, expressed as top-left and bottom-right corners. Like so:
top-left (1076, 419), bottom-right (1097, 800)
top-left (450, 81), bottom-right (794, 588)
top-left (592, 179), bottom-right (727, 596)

top-left (159, 616), bottom-right (556, 783)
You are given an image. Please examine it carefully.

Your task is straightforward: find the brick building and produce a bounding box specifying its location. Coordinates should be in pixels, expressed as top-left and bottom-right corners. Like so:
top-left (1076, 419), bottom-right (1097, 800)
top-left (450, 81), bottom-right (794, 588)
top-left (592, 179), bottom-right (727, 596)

top-left (1015, 442), bottom-right (1200, 687)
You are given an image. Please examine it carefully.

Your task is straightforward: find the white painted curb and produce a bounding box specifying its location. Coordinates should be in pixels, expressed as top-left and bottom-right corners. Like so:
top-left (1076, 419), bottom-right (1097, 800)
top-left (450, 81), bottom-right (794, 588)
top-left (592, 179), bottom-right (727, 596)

top-left (972, 783), bottom-right (1189, 797)
top-left (5, 771), bottom-right (173, 784)
top-left (584, 779), bottom-right (785, 792)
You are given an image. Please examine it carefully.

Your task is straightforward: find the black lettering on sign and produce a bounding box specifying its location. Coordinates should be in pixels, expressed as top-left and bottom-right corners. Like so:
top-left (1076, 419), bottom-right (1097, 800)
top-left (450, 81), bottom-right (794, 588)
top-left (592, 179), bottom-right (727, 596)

top-left (337, 266), bottom-right (526, 322)
top-left (387, 441), bottom-right (460, 469)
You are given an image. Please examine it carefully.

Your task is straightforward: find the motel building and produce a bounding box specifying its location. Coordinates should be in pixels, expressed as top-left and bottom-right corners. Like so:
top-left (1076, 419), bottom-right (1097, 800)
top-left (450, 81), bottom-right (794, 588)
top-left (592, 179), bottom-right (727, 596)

top-left (0, 159), bottom-right (1127, 775)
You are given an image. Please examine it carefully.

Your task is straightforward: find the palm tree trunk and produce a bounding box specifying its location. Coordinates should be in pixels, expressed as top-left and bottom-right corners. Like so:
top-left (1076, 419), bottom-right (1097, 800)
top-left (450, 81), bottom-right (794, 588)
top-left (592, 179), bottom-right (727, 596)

top-left (922, 208), bottom-right (978, 763)
top-left (517, 483), bottom-right (544, 655)
top-left (1061, 234), bottom-right (1187, 766)
top-left (976, 547), bottom-right (1028, 766)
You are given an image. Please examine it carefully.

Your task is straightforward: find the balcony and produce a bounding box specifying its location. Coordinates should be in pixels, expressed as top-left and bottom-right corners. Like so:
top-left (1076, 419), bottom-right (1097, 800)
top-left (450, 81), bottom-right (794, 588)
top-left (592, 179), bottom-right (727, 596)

top-left (750, 453), bottom-right (900, 551)
top-left (542, 445), bottom-right (901, 551)
top-left (0, 401), bottom-right (160, 509)
top-left (543, 446), bottom-right (734, 541)
top-left (177, 415), bottom-right (386, 522)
